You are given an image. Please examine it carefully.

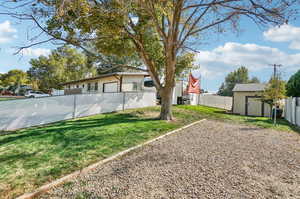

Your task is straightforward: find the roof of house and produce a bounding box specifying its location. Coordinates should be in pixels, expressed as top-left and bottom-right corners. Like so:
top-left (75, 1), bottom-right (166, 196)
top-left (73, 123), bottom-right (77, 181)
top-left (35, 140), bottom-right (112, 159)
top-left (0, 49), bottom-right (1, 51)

top-left (98, 65), bottom-right (148, 74)
top-left (232, 83), bottom-right (267, 92)
top-left (61, 72), bottom-right (149, 86)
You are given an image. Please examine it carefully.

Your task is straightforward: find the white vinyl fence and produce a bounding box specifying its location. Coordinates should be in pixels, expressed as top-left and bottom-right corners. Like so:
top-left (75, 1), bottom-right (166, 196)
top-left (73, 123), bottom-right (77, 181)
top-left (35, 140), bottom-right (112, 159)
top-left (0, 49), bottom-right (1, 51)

top-left (285, 97), bottom-right (300, 127)
top-left (0, 92), bottom-right (156, 131)
top-left (198, 94), bottom-right (233, 110)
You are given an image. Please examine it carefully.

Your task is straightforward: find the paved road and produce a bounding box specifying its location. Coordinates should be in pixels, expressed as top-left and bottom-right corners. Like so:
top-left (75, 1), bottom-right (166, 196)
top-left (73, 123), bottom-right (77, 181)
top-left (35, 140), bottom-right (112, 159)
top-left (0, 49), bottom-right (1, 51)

top-left (41, 120), bottom-right (300, 199)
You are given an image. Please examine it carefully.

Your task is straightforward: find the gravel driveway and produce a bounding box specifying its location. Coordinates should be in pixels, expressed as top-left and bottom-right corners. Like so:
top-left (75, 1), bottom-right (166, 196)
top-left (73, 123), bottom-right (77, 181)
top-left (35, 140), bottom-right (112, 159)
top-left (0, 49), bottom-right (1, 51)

top-left (40, 120), bottom-right (300, 199)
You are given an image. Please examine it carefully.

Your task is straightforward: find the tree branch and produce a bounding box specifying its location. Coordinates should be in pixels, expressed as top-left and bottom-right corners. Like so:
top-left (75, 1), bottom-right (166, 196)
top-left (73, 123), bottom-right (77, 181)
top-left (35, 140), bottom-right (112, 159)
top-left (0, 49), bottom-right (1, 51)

top-left (14, 38), bottom-right (55, 55)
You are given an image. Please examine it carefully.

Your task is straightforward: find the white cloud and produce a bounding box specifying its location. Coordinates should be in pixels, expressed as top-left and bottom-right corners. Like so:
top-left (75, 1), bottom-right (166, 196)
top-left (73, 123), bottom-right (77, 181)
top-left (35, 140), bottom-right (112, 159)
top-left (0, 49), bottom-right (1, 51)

top-left (20, 48), bottom-right (51, 57)
top-left (263, 24), bottom-right (300, 50)
top-left (195, 42), bottom-right (300, 79)
top-left (0, 21), bottom-right (17, 43)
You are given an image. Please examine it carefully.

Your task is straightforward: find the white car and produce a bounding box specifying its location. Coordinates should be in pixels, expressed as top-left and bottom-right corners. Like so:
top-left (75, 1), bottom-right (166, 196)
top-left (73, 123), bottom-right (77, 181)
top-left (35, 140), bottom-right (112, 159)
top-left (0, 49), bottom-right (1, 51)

top-left (25, 91), bottom-right (51, 98)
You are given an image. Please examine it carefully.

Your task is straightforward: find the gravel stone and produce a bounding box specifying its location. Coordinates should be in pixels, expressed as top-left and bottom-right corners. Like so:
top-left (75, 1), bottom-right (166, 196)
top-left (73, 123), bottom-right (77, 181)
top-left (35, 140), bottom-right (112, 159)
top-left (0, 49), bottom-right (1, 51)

top-left (40, 120), bottom-right (300, 199)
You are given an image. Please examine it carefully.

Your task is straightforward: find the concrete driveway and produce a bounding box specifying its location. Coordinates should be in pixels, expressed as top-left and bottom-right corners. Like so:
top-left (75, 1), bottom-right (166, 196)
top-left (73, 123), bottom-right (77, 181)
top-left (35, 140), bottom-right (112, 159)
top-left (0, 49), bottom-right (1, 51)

top-left (41, 120), bottom-right (300, 199)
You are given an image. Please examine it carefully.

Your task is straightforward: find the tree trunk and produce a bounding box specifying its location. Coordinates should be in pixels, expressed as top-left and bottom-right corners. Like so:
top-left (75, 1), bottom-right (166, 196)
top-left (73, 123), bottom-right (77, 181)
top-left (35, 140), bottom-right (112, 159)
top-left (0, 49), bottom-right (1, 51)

top-left (159, 87), bottom-right (174, 120)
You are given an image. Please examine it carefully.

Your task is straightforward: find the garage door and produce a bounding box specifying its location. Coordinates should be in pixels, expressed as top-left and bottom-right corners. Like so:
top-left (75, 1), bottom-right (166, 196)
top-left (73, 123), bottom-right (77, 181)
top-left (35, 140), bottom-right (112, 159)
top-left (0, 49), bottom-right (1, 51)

top-left (103, 82), bottom-right (118, 93)
top-left (246, 97), bottom-right (262, 116)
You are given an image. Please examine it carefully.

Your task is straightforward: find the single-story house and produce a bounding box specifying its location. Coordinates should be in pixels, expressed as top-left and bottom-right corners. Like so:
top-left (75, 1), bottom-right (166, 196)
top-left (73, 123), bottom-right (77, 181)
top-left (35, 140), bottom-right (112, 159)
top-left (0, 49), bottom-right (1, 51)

top-left (232, 83), bottom-right (271, 117)
top-left (62, 71), bottom-right (150, 95)
top-left (61, 66), bottom-right (188, 105)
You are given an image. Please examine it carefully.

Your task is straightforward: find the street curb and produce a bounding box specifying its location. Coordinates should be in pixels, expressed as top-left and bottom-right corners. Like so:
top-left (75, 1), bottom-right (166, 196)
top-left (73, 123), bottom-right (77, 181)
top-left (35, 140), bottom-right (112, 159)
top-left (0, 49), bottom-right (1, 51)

top-left (16, 119), bottom-right (207, 199)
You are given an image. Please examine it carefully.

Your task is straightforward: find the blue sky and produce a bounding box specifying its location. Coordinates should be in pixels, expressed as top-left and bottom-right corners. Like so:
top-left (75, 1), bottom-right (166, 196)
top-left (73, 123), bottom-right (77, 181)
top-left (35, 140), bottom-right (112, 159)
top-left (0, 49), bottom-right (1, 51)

top-left (194, 16), bottom-right (300, 92)
top-left (0, 13), bottom-right (300, 92)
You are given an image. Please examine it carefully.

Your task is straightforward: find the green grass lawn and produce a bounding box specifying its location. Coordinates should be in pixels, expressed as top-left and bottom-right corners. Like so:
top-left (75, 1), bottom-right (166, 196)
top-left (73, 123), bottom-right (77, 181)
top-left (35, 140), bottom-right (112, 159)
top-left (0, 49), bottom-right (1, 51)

top-left (0, 105), bottom-right (299, 198)
top-left (0, 98), bottom-right (15, 101)
top-left (179, 105), bottom-right (300, 133)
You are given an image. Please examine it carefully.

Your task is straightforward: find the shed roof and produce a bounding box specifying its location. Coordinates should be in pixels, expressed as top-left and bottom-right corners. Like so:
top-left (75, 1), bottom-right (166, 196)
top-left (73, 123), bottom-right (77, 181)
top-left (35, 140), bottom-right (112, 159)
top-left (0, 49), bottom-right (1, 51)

top-left (232, 83), bottom-right (267, 92)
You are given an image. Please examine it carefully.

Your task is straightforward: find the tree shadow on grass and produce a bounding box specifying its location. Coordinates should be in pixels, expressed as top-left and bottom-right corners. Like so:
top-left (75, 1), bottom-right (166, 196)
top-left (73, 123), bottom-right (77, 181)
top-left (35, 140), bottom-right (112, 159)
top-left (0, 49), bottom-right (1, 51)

top-left (198, 107), bottom-right (300, 134)
top-left (244, 118), bottom-right (300, 134)
top-left (0, 113), bottom-right (159, 146)
top-left (0, 152), bottom-right (38, 163)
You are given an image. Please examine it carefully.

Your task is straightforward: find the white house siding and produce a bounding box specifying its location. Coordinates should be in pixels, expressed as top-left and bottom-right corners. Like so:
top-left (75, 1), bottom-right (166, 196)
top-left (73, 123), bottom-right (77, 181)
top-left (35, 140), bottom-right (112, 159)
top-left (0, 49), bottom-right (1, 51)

top-left (64, 75), bottom-right (146, 94)
top-left (65, 76), bottom-right (120, 93)
top-left (122, 75), bottom-right (144, 92)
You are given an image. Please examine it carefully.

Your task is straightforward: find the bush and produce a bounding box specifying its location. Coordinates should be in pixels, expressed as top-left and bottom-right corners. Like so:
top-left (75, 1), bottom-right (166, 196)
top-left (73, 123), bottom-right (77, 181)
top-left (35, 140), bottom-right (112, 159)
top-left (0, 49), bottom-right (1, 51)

top-left (286, 70), bottom-right (300, 97)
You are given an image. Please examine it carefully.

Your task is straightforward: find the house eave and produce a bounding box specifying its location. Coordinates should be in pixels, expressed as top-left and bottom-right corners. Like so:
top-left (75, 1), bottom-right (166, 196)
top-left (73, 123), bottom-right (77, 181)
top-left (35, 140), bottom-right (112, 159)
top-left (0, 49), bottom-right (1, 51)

top-left (61, 72), bottom-right (149, 86)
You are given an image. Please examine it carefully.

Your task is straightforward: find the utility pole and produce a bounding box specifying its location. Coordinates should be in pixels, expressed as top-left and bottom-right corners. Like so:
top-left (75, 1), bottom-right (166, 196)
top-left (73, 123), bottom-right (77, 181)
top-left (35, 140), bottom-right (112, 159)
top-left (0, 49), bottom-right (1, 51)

top-left (270, 64), bottom-right (282, 79)
top-left (269, 64), bottom-right (282, 125)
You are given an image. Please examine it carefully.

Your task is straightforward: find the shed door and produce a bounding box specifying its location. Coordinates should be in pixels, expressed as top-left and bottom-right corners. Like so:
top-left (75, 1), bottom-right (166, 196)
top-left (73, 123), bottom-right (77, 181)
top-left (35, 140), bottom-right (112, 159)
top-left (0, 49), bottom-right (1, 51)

top-left (103, 82), bottom-right (118, 93)
top-left (247, 97), bottom-right (262, 116)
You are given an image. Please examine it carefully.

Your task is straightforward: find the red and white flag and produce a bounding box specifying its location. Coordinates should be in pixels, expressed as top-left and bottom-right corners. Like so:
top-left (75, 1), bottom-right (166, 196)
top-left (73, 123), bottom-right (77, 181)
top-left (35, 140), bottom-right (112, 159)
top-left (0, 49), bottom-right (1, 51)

top-left (187, 73), bottom-right (201, 94)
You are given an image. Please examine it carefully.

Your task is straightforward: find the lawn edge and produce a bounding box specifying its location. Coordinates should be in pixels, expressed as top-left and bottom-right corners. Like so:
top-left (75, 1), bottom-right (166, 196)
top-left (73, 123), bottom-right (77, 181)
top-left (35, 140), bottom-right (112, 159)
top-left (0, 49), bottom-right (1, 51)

top-left (16, 118), bottom-right (207, 199)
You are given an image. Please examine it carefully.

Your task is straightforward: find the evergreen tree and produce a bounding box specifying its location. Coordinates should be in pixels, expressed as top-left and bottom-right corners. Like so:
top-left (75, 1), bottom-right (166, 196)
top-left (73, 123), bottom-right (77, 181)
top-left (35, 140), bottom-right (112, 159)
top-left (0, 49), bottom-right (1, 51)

top-left (286, 70), bottom-right (300, 97)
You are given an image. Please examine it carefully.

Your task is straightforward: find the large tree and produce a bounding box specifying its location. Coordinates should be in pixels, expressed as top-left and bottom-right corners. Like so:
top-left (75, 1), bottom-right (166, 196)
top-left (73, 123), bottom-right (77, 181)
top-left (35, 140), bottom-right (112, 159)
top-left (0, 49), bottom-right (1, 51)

top-left (218, 66), bottom-right (260, 96)
top-left (28, 46), bottom-right (97, 91)
top-left (2, 0), bottom-right (298, 120)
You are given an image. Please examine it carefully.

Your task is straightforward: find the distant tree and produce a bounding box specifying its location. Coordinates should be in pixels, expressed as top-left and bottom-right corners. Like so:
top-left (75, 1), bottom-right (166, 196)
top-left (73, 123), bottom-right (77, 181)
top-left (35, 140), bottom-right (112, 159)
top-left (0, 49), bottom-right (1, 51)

top-left (249, 77), bottom-right (260, 83)
top-left (0, 70), bottom-right (29, 94)
top-left (28, 46), bottom-right (97, 91)
top-left (0, 70), bottom-right (29, 88)
top-left (217, 83), bottom-right (226, 95)
top-left (0, 73), bottom-right (3, 87)
top-left (286, 70), bottom-right (300, 97)
top-left (218, 66), bottom-right (260, 96)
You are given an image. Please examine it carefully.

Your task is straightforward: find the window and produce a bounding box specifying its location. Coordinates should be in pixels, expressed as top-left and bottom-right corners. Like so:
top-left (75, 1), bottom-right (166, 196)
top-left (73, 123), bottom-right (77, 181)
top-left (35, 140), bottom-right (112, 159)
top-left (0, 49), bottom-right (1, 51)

top-left (82, 84), bottom-right (85, 88)
top-left (95, 82), bottom-right (98, 91)
top-left (132, 82), bottom-right (138, 91)
top-left (68, 85), bottom-right (71, 89)
top-left (87, 83), bottom-right (91, 91)
top-left (76, 85), bottom-right (79, 88)
top-left (144, 80), bottom-right (154, 87)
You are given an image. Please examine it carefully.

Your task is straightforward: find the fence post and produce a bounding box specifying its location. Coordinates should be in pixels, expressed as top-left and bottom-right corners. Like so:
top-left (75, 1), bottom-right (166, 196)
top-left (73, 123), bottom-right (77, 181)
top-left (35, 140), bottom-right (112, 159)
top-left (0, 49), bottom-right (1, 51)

top-left (73, 95), bottom-right (77, 119)
top-left (284, 98), bottom-right (287, 120)
top-left (293, 97), bottom-right (297, 125)
top-left (295, 97), bottom-right (297, 126)
top-left (122, 92), bottom-right (126, 111)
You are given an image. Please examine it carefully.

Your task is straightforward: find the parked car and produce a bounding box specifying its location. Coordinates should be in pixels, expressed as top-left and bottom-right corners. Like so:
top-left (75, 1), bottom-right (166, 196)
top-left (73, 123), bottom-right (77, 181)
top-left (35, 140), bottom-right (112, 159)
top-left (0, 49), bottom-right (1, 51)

top-left (25, 91), bottom-right (51, 98)
top-left (0, 90), bottom-right (14, 96)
